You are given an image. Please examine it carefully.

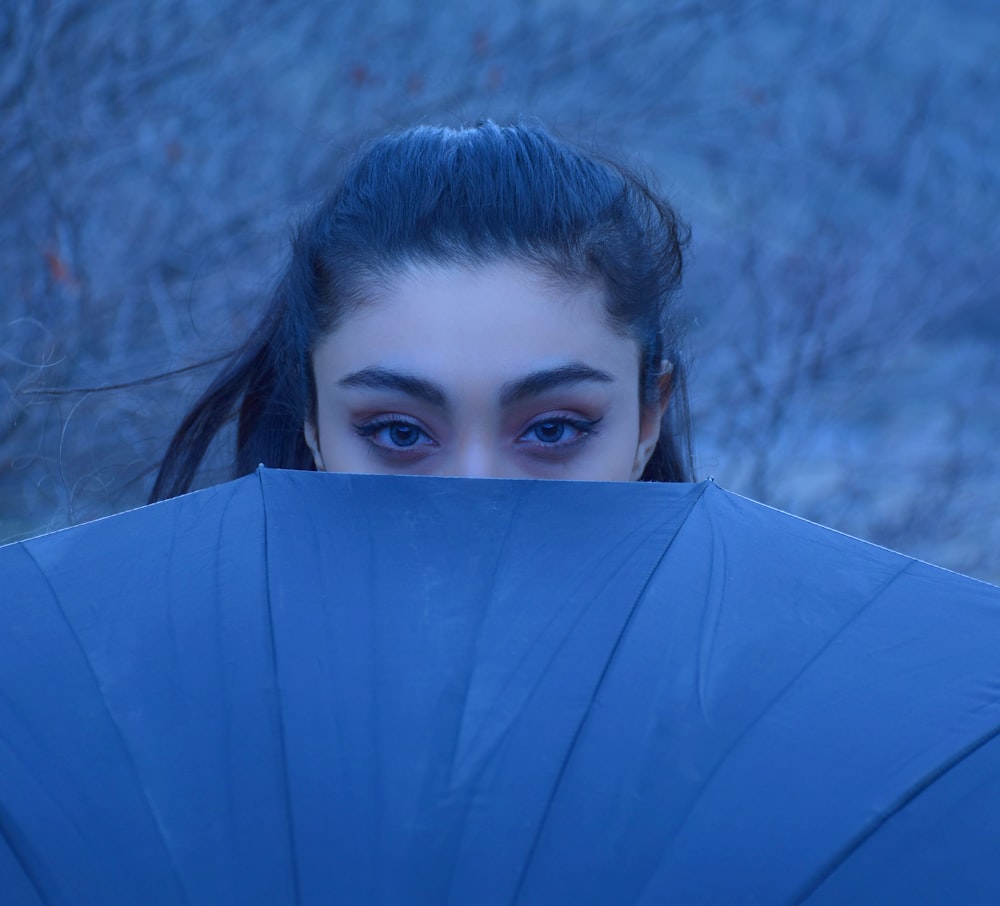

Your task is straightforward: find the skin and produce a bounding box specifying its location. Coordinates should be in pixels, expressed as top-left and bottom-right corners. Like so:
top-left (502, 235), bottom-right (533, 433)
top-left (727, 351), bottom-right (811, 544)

top-left (304, 260), bottom-right (669, 481)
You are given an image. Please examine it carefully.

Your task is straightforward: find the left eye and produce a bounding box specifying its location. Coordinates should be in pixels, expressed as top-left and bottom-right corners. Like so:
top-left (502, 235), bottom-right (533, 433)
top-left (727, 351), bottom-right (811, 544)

top-left (519, 416), bottom-right (600, 447)
top-left (529, 420), bottom-right (569, 443)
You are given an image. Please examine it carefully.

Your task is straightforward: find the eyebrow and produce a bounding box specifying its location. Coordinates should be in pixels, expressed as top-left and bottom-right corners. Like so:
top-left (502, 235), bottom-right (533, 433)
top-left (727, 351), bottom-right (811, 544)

top-left (338, 362), bottom-right (615, 409)
top-left (339, 367), bottom-right (448, 407)
top-left (498, 363), bottom-right (615, 406)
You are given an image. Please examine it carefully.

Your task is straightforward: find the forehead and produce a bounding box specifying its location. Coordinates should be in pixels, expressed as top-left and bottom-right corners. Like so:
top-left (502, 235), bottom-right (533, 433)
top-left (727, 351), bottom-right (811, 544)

top-left (316, 260), bottom-right (640, 383)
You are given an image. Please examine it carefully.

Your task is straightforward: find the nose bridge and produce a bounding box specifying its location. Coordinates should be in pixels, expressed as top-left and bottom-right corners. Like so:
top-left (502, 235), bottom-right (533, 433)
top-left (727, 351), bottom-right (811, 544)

top-left (451, 434), bottom-right (502, 479)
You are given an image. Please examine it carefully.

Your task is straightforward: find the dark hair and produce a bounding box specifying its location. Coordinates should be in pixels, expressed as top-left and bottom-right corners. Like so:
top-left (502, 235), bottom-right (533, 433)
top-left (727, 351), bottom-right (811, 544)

top-left (151, 120), bottom-right (692, 501)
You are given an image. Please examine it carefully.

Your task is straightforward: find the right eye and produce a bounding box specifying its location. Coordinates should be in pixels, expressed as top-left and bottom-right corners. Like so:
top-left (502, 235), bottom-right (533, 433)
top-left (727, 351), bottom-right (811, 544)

top-left (354, 416), bottom-right (437, 456)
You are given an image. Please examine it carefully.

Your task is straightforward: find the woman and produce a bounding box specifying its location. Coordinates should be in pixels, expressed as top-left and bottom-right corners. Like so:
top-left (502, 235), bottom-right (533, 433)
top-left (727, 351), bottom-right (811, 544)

top-left (151, 120), bottom-right (692, 500)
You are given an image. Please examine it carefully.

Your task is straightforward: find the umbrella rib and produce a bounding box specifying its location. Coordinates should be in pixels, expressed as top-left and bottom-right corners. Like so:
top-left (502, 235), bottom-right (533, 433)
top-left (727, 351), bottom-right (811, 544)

top-left (631, 553), bottom-right (921, 900)
top-left (509, 482), bottom-right (709, 903)
top-left (257, 469), bottom-right (304, 906)
top-left (795, 706), bottom-right (1000, 900)
top-left (0, 797), bottom-right (48, 905)
top-left (17, 543), bottom-right (193, 905)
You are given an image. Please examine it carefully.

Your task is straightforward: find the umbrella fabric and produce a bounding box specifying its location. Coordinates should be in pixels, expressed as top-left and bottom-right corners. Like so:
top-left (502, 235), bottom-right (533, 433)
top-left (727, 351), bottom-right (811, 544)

top-left (1, 469), bottom-right (999, 904)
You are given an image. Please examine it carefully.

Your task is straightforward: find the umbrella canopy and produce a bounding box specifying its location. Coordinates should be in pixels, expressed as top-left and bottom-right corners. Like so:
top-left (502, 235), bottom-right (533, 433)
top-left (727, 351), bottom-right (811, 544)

top-left (2, 469), bottom-right (999, 904)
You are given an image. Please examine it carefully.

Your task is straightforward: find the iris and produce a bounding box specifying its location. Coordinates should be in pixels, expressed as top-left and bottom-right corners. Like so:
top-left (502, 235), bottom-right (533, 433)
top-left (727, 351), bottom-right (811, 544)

top-left (532, 421), bottom-right (566, 444)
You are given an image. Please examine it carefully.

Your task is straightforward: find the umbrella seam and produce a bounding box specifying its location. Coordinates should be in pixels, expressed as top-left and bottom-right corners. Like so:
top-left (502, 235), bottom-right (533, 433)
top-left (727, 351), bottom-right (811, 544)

top-left (257, 468), bottom-right (304, 906)
top-left (795, 658), bottom-right (1000, 900)
top-left (17, 542), bottom-right (193, 906)
top-left (509, 481), bottom-right (710, 903)
top-left (442, 490), bottom-right (525, 904)
top-left (0, 765), bottom-right (50, 905)
top-left (631, 495), bottom-right (919, 902)
top-left (801, 726), bottom-right (1000, 898)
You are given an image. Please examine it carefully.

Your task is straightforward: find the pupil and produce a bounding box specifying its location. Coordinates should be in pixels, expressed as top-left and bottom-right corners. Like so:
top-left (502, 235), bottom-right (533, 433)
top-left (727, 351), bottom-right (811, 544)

top-left (389, 424), bottom-right (418, 447)
top-left (535, 421), bottom-right (565, 443)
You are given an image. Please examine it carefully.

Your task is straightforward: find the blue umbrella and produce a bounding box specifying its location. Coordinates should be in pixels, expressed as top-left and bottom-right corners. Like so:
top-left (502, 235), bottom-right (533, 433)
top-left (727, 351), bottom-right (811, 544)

top-left (2, 469), bottom-right (999, 904)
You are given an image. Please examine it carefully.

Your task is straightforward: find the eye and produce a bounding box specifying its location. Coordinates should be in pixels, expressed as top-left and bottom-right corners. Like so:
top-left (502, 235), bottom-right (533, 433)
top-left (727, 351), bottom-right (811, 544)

top-left (530, 420), bottom-right (569, 444)
top-left (385, 423), bottom-right (420, 447)
top-left (518, 415), bottom-right (602, 450)
top-left (354, 416), bottom-right (436, 454)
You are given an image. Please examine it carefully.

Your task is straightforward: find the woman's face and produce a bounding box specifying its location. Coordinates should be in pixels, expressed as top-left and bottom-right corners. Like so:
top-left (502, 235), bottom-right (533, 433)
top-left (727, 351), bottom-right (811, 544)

top-left (304, 261), bottom-right (667, 481)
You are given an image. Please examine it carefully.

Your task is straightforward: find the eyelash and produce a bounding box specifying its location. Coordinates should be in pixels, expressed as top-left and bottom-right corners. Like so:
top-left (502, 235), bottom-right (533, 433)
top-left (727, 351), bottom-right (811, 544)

top-left (517, 415), bottom-right (602, 452)
top-left (352, 414), bottom-right (602, 458)
top-left (353, 416), bottom-right (434, 457)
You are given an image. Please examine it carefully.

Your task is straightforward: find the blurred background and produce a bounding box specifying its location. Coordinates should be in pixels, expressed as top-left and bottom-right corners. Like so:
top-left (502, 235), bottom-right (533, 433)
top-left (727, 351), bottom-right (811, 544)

top-left (2, 0), bottom-right (997, 583)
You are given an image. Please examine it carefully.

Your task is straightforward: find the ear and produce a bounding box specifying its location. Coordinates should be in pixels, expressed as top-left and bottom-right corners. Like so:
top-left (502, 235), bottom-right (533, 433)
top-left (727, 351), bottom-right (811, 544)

top-left (630, 364), bottom-right (673, 480)
top-left (303, 420), bottom-right (326, 471)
